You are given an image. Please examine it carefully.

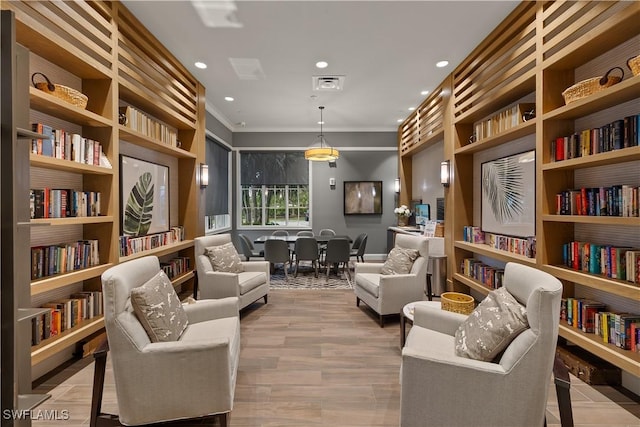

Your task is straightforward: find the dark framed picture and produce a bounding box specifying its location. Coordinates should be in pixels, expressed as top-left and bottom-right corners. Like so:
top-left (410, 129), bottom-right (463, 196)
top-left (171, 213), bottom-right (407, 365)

top-left (481, 150), bottom-right (535, 237)
top-left (120, 155), bottom-right (170, 236)
top-left (343, 181), bottom-right (383, 215)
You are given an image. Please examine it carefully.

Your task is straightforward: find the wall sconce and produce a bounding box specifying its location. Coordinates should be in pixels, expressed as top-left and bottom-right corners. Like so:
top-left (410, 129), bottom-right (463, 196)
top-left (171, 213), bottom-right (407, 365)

top-left (440, 160), bottom-right (450, 187)
top-left (394, 178), bottom-right (401, 193)
top-left (200, 163), bottom-right (209, 188)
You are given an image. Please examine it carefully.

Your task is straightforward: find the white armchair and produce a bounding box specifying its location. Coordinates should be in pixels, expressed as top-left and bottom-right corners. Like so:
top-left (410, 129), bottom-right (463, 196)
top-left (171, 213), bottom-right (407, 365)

top-left (400, 263), bottom-right (562, 427)
top-left (195, 234), bottom-right (269, 309)
top-left (101, 256), bottom-right (240, 426)
top-left (354, 234), bottom-right (428, 327)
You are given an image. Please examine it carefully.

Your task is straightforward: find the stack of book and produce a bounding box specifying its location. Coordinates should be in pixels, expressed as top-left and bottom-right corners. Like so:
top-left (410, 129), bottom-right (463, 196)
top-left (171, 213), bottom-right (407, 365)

top-left (460, 258), bottom-right (504, 289)
top-left (31, 123), bottom-right (110, 167)
top-left (556, 185), bottom-right (639, 217)
top-left (472, 103), bottom-right (535, 143)
top-left (30, 189), bottom-right (101, 219)
top-left (161, 256), bottom-right (191, 280)
top-left (119, 105), bottom-right (178, 146)
top-left (119, 226), bottom-right (185, 257)
top-left (463, 226), bottom-right (536, 258)
top-left (561, 241), bottom-right (640, 283)
top-left (31, 239), bottom-right (100, 280)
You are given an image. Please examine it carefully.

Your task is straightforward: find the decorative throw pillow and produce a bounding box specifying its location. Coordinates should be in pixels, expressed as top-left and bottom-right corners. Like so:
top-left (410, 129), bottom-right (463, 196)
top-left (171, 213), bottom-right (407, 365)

top-left (454, 287), bottom-right (528, 361)
top-left (131, 270), bottom-right (189, 342)
top-left (205, 242), bottom-right (244, 273)
top-left (380, 246), bottom-right (420, 275)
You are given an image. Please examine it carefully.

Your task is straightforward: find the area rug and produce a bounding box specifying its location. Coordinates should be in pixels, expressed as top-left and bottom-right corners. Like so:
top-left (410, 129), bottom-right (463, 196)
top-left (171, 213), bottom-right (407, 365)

top-left (270, 267), bottom-right (353, 290)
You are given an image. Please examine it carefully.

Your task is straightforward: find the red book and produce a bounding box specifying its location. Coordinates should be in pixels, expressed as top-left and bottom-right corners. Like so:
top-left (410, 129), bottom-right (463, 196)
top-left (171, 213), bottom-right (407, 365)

top-left (555, 136), bottom-right (565, 161)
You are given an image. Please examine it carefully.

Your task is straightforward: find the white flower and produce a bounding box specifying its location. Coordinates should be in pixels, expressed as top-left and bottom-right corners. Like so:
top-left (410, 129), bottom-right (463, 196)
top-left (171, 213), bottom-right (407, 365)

top-left (394, 205), bottom-right (411, 217)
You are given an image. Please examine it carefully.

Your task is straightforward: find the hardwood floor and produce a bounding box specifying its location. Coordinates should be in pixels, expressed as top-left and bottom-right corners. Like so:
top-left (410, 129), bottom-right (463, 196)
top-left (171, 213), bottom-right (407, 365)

top-left (33, 289), bottom-right (640, 426)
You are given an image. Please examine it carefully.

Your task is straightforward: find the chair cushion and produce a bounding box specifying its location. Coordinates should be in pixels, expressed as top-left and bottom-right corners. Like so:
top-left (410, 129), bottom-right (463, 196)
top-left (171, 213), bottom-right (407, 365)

top-left (130, 270), bottom-right (189, 342)
top-left (237, 271), bottom-right (267, 294)
top-left (355, 273), bottom-right (380, 297)
top-left (381, 246), bottom-right (419, 275)
top-left (205, 242), bottom-right (244, 273)
top-left (454, 287), bottom-right (529, 361)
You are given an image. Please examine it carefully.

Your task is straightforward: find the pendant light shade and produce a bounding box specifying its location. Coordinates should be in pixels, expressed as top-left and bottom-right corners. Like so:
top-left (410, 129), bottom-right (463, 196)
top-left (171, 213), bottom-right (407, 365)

top-left (305, 106), bottom-right (339, 162)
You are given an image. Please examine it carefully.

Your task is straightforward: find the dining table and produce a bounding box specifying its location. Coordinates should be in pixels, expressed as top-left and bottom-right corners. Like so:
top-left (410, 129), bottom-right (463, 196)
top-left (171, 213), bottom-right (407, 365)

top-left (253, 234), bottom-right (352, 244)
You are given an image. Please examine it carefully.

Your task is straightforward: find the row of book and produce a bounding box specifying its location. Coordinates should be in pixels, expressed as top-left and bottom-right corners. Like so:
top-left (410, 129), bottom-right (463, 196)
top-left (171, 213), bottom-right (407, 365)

top-left (31, 239), bottom-right (100, 280)
top-left (161, 256), bottom-right (191, 280)
top-left (472, 103), bottom-right (535, 143)
top-left (561, 241), bottom-right (640, 284)
top-left (550, 114), bottom-right (640, 162)
top-left (561, 297), bottom-right (640, 351)
top-left (119, 226), bottom-right (185, 257)
top-left (32, 291), bottom-right (104, 345)
top-left (31, 123), bottom-right (111, 168)
top-left (119, 106), bottom-right (178, 146)
top-left (555, 185), bottom-right (639, 217)
top-left (460, 258), bottom-right (504, 289)
top-left (462, 226), bottom-right (536, 259)
top-left (30, 189), bottom-right (101, 219)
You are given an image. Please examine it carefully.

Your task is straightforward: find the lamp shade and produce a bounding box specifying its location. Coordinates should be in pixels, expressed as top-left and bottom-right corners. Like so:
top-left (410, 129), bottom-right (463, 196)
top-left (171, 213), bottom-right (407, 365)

top-left (305, 106), bottom-right (339, 162)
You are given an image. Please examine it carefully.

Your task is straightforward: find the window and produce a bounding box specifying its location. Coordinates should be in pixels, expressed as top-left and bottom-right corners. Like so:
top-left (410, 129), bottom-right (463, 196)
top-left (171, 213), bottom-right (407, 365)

top-left (205, 136), bottom-right (231, 232)
top-left (239, 151), bottom-right (309, 227)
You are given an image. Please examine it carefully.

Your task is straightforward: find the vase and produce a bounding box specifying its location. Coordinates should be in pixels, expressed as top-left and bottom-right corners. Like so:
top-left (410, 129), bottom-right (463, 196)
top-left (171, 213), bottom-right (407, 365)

top-left (397, 216), bottom-right (408, 227)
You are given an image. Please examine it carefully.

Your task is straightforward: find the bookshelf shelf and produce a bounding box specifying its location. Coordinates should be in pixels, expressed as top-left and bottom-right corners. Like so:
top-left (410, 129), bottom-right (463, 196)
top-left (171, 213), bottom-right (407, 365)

top-left (119, 126), bottom-right (197, 159)
top-left (17, 308), bottom-right (51, 323)
top-left (541, 265), bottom-right (640, 301)
top-left (17, 393), bottom-right (50, 411)
top-left (30, 264), bottom-right (113, 296)
top-left (452, 273), bottom-right (491, 296)
top-left (541, 146), bottom-right (640, 171)
top-left (454, 241), bottom-right (537, 266)
top-left (31, 215), bottom-right (114, 226)
top-left (29, 87), bottom-right (112, 127)
top-left (30, 153), bottom-right (114, 175)
top-left (558, 324), bottom-right (640, 376)
top-left (31, 316), bottom-right (104, 366)
top-left (120, 240), bottom-right (194, 263)
top-left (171, 270), bottom-right (195, 288)
top-left (403, 128), bottom-right (445, 157)
top-left (541, 215), bottom-right (640, 226)
top-left (454, 119), bottom-right (536, 155)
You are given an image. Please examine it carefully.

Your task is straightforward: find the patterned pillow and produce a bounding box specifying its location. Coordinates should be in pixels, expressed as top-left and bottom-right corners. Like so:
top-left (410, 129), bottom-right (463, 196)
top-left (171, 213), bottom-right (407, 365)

top-left (131, 270), bottom-right (189, 342)
top-left (205, 242), bottom-right (244, 273)
top-left (380, 246), bottom-right (419, 275)
top-left (454, 287), bottom-right (528, 361)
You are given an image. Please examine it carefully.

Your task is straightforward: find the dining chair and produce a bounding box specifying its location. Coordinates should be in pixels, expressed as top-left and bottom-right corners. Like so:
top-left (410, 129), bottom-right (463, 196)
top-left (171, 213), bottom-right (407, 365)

top-left (272, 230), bottom-right (289, 237)
top-left (238, 233), bottom-right (264, 261)
top-left (318, 228), bottom-right (336, 263)
top-left (324, 237), bottom-right (351, 281)
top-left (296, 230), bottom-right (314, 236)
top-left (350, 233), bottom-right (368, 263)
top-left (293, 237), bottom-right (319, 278)
top-left (264, 238), bottom-right (291, 279)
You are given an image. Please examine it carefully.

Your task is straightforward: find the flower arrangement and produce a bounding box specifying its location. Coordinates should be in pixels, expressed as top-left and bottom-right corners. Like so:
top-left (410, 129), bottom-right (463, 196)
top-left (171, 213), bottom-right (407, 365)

top-left (394, 205), bottom-right (411, 217)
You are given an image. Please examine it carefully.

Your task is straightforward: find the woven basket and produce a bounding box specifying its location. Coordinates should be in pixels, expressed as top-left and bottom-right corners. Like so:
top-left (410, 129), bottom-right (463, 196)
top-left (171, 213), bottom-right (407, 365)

top-left (441, 292), bottom-right (475, 315)
top-left (562, 67), bottom-right (624, 105)
top-left (627, 55), bottom-right (640, 77)
top-left (31, 72), bottom-right (88, 109)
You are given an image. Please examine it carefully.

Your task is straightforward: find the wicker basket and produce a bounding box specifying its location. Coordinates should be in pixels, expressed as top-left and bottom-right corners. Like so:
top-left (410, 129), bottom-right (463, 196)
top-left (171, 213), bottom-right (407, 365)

top-left (627, 55), bottom-right (640, 77)
top-left (561, 67), bottom-right (624, 105)
top-left (31, 72), bottom-right (88, 109)
top-left (440, 292), bottom-right (475, 315)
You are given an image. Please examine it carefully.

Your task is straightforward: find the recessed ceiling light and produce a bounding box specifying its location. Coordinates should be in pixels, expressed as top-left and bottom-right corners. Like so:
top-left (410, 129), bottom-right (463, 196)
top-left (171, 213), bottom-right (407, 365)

top-left (421, 90), bottom-right (429, 96)
top-left (408, 107), bottom-right (416, 111)
top-left (315, 61), bottom-right (328, 69)
top-left (194, 61), bottom-right (207, 69)
top-left (436, 60), bottom-right (449, 68)
top-left (224, 96), bottom-right (234, 102)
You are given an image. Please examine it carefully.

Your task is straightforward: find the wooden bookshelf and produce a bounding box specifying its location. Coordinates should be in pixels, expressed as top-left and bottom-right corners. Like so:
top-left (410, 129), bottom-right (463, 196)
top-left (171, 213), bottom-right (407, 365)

top-left (31, 316), bottom-right (104, 366)
top-left (454, 119), bottom-right (536, 155)
top-left (31, 215), bottom-right (114, 226)
top-left (120, 240), bottom-right (195, 263)
top-left (31, 264), bottom-right (113, 296)
top-left (29, 87), bottom-right (112, 127)
top-left (30, 153), bottom-right (114, 174)
top-left (541, 265), bottom-right (640, 301)
top-left (542, 215), bottom-right (640, 226)
top-left (119, 126), bottom-right (197, 159)
top-left (541, 146), bottom-right (640, 171)
top-left (454, 241), bottom-right (537, 266)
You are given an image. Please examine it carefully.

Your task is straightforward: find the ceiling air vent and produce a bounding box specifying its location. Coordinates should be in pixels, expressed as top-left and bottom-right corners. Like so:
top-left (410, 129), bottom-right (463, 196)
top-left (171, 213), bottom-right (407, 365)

top-left (312, 75), bottom-right (345, 91)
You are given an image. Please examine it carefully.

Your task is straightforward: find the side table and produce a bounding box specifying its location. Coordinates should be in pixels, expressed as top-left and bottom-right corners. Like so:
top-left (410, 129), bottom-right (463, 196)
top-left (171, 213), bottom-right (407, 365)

top-left (400, 301), bottom-right (441, 347)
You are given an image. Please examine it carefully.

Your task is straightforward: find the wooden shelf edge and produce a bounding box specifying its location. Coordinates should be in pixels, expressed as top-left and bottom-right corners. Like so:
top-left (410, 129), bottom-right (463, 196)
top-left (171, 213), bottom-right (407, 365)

top-left (558, 324), bottom-right (640, 377)
top-left (30, 153), bottom-right (114, 175)
top-left (31, 316), bottom-right (104, 366)
top-left (29, 87), bottom-right (112, 127)
top-left (17, 394), bottom-right (51, 411)
top-left (171, 270), bottom-right (195, 288)
top-left (541, 215), bottom-right (640, 226)
top-left (119, 126), bottom-right (196, 159)
top-left (30, 216), bottom-right (114, 226)
top-left (453, 273), bottom-right (491, 296)
top-left (454, 119), bottom-right (536, 155)
top-left (541, 146), bottom-right (640, 171)
top-left (31, 264), bottom-right (114, 296)
top-left (119, 240), bottom-right (194, 262)
top-left (401, 128), bottom-right (445, 157)
top-left (453, 241), bottom-right (537, 266)
top-left (541, 265), bottom-right (640, 301)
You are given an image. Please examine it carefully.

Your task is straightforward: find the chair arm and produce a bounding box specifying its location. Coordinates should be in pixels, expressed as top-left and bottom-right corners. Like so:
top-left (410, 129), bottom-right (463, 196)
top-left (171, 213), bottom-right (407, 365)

top-left (413, 304), bottom-right (468, 336)
top-left (199, 271), bottom-right (239, 299)
top-left (402, 345), bottom-right (506, 375)
top-left (355, 263), bottom-right (383, 274)
top-left (183, 297), bottom-right (239, 323)
top-left (241, 261), bottom-right (270, 274)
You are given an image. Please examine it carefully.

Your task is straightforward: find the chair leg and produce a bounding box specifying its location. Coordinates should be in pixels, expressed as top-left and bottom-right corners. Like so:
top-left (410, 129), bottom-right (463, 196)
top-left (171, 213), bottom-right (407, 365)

top-left (344, 262), bottom-right (351, 281)
top-left (379, 314), bottom-right (384, 328)
top-left (263, 294), bottom-right (268, 304)
top-left (294, 260), bottom-right (299, 277)
top-left (314, 260), bottom-right (318, 278)
top-left (356, 297), bottom-right (360, 307)
top-left (219, 412), bottom-right (229, 427)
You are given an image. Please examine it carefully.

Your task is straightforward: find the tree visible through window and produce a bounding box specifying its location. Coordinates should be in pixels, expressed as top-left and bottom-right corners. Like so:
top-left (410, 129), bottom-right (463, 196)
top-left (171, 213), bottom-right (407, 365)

top-left (240, 152), bottom-right (309, 227)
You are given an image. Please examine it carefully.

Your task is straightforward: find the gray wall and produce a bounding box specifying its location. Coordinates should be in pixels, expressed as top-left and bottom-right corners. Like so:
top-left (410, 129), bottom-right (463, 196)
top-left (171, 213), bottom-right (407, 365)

top-left (205, 110), bottom-right (233, 144)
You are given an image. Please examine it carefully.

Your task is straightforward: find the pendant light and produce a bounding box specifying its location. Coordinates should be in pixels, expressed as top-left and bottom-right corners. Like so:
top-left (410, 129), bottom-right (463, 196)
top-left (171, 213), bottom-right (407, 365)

top-left (305, 106), bottom-right (339, 162)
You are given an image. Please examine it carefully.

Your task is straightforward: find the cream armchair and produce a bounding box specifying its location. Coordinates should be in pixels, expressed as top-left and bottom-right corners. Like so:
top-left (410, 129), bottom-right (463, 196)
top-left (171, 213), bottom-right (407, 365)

top-left (101, 256), bottom-right (240, 426)
top-left (354, 234), bottom-right (428, 327)
top-left (195, 234), bottom-right (269, 309)
top-left (400, 263), bottom-right (562, 427)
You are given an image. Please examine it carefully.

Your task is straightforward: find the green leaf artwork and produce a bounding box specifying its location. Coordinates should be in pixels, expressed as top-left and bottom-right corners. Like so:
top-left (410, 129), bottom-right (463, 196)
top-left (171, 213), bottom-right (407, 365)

top-left (124, 172), bottom-right (154, 236)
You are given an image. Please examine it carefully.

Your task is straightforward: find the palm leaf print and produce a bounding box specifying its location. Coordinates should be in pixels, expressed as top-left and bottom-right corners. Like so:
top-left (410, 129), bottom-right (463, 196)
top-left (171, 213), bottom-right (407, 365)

top-left (482, 156), bottom-right (524, 224)
top-left (124, 172), bottom-right (154, 236)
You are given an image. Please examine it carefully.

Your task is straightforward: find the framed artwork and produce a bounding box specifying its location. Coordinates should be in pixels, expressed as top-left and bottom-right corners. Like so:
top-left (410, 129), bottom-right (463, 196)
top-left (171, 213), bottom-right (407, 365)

top-left (414, 204), bottom-right (431, 226)
top-left (120, 155), bottom-right (169, 236)
top-left (343, 181), bottom-right (382, 215)
top-left (481, 150), bottom-right (535, 238)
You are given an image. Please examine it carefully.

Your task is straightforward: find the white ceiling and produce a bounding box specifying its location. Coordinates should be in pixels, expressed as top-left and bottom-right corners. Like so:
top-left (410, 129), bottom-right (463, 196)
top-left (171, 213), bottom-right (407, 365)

top-left (121, 1), bottom-right (519, 133)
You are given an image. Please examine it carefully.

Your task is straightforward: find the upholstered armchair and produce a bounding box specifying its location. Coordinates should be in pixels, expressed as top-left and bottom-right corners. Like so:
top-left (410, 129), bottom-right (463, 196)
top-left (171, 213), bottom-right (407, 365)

top-left (195, 234), bottom-right (269, 309)
top-left (400, 263), bottom-right (562, 427)
top-left (101, 256), bottom-right (240, 426)
top-left (354, 234), bottom-right (428, 327)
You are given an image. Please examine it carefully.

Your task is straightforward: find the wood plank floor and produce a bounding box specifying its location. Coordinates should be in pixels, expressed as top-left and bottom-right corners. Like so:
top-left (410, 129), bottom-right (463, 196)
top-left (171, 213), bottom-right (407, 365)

top-left (33, 289), bottom-right (640, 426)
